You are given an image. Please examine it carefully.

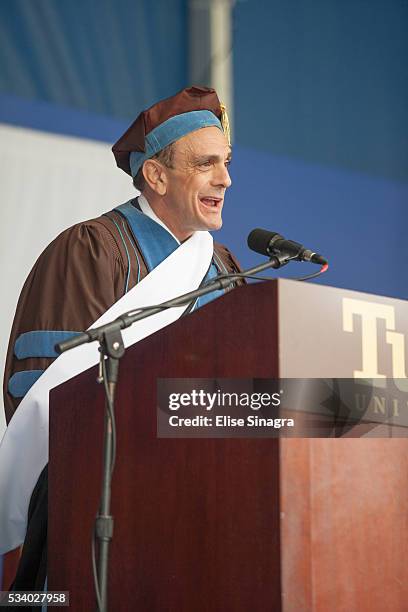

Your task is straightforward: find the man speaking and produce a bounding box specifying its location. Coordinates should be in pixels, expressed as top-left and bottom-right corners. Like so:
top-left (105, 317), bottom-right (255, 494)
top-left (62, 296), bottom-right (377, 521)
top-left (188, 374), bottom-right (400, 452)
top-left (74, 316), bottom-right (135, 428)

top-left (1, 86), bottom-right (241, 590)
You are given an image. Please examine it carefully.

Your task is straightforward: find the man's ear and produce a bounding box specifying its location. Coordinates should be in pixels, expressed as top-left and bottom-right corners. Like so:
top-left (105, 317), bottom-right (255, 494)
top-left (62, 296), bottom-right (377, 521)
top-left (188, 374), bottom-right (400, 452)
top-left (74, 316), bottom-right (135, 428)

top-left (142, 160), bottom-right (168, 196)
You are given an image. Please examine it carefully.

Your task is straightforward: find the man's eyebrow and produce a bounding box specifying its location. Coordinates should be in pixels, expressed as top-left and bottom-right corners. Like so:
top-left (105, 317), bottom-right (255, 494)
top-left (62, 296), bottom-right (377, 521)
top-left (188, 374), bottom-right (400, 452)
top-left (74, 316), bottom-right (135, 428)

top-left (193, 151), bottom-right (232, 163)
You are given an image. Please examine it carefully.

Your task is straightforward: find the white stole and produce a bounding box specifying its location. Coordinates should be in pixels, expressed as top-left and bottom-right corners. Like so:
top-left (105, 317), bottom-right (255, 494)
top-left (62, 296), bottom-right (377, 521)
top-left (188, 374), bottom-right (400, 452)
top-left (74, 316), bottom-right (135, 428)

top-left (0, 231), bottom-right (213, 553)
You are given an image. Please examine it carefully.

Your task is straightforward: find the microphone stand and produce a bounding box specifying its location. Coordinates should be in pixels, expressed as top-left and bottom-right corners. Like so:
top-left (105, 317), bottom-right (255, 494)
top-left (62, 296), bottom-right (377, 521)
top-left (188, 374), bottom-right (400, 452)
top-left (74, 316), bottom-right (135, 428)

top-left (55, 253), bottom-right (287, 612)
top-left (93, 329), bottom-right (124, 612)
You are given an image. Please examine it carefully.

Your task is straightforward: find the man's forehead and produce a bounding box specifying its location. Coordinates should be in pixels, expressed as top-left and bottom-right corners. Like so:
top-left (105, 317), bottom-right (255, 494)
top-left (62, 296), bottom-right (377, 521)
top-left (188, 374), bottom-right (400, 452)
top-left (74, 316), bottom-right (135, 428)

top-left (175, 126), bottom-right (231, 156)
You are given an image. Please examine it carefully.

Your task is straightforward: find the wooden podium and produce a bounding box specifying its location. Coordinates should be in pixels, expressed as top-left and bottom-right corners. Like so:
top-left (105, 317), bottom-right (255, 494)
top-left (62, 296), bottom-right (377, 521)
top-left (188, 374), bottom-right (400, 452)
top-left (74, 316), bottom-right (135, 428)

top-left (48, 280), bottom-right (408, 611)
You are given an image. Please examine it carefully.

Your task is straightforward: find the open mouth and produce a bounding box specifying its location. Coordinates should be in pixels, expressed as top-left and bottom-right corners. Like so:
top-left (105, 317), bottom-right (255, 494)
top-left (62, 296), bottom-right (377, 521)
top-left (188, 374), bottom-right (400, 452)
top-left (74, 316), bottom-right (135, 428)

top-left (199, 197), bottom-right (222, 208)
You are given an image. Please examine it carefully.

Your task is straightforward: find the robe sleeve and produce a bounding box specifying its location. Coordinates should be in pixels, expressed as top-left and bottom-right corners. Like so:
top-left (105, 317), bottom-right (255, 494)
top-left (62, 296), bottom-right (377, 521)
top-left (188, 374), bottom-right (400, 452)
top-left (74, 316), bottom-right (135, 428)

top-left (3, 218), bottom-right (128, 424)
top-left (213, 241), bottom-right (245, 287)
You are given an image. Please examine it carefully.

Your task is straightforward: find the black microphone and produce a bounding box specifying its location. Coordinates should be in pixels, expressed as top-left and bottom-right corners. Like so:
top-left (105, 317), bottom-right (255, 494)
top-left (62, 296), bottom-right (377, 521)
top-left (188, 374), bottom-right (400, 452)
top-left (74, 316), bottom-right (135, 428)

top-left (247, 228), bottom-right (327, 265)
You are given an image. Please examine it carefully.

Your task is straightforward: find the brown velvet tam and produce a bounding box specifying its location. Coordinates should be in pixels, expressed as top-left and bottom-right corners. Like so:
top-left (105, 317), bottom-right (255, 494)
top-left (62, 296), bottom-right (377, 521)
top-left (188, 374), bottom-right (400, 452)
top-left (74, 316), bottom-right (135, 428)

top-left (112, 86), bottom-right (224, 176)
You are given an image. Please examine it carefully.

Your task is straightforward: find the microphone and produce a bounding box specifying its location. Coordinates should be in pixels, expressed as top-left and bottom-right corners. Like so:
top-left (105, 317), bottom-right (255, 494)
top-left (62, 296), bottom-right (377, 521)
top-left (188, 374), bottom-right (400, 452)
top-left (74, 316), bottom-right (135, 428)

top-left (247, 228), bottom-right (327, 265)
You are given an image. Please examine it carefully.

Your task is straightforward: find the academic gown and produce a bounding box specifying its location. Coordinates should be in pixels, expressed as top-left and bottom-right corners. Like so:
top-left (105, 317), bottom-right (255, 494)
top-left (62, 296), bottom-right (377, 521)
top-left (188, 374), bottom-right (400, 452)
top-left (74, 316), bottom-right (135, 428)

top-left (2, 199), bottom-right (243, 595)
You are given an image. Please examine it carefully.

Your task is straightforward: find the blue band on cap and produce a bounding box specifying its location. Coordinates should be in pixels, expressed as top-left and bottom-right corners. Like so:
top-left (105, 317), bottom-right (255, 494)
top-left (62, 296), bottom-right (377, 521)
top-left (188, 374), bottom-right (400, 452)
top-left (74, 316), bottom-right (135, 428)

top-left (130, 110), bottom-right (222, 177)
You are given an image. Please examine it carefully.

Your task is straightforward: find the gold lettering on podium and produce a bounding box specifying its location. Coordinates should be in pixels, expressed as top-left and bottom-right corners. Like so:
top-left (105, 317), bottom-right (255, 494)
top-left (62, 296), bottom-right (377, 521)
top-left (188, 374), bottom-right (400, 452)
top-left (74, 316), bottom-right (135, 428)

top-left (385, 331), bottom-right (408, 391)
top-left (342, 298), bottom-right (407, 388)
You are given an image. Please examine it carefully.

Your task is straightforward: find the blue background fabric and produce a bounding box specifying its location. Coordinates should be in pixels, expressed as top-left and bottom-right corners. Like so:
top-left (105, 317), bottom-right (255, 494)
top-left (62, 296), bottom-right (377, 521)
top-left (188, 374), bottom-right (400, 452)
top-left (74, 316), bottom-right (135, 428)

top-left (0, 0), bottom-right (188, 121)
top-left (233, 0), bottom-right (408, 182)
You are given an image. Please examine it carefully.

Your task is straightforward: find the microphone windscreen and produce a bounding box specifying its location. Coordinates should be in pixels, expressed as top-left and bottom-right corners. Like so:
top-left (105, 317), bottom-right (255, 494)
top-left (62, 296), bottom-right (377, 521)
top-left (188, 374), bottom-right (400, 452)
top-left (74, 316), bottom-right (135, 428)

top-left (247, 228), bottom-right (279, 256)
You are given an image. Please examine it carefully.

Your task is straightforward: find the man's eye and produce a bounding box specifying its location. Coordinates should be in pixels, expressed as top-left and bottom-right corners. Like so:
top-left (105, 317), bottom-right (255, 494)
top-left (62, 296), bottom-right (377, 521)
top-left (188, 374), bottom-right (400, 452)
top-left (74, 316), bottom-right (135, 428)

top-left (200, 160), bottom-right (212, 167)
top-left (225, 160), bottom-right (232, 167)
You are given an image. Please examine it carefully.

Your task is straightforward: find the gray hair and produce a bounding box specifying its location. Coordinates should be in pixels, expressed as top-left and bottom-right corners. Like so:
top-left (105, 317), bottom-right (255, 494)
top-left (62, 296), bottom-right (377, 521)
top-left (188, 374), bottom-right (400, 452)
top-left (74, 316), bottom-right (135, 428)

top-left (133, 143), bottom-right (175, 192)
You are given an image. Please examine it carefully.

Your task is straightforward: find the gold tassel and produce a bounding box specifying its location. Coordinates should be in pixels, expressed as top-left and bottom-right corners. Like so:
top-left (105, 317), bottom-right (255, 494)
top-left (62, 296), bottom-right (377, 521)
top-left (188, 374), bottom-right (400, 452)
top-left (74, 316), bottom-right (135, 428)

top-left (220, 103), bottom-right (231, 146)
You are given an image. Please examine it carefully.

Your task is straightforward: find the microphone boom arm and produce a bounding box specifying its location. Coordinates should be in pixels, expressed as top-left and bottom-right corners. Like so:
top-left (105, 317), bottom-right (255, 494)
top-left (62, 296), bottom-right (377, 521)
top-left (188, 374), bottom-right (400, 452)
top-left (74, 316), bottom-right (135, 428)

top-left (56, 254), bottom-right (288, 355)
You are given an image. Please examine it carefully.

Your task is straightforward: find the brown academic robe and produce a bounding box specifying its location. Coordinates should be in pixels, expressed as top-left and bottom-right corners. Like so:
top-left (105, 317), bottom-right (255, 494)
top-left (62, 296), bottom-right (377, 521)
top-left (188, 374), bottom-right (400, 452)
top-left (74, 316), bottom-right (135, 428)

top-left (2, 202), bottom-right (242, 597)
top-left (4, 204), bottom-right (242, 424)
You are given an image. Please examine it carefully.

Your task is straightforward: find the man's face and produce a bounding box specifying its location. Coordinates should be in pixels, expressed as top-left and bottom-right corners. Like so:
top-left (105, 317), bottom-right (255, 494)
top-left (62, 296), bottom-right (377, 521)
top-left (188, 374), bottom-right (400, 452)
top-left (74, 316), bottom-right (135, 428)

top-left (161, 126), bottom-right (232, 241)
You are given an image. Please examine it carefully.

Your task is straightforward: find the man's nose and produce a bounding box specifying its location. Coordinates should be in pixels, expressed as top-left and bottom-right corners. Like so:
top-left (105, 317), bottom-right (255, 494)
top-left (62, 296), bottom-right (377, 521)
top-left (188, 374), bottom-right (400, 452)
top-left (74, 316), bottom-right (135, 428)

top-left (213, 164), bottom-right (232, 189)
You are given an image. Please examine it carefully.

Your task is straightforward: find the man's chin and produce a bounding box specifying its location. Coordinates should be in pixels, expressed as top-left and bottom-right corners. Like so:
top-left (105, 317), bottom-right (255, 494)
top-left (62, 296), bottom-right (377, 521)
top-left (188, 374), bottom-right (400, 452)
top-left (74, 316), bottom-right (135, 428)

top-left (193, 214), bottom-right (223, 233)
top-left (207, 219), bottom-right (223, 232)
top-left (203, 215), bottom-right (223, 232)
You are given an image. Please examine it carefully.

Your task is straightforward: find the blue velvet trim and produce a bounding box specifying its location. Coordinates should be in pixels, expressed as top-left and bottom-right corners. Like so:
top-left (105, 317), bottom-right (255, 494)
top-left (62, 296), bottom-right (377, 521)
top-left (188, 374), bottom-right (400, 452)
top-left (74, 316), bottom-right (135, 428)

top-left (195, 261), bottom-right (225, 309)
top-left (115, 200), bottom-right (225, 309)
top-left (129, 110), bottom-right (222, 177)
top-left (8, 370), bottom-right (44, 398)
top-left (114, 201), bottom-right (179, 272)
top-left (14, 330), bottom-right (82, 359)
